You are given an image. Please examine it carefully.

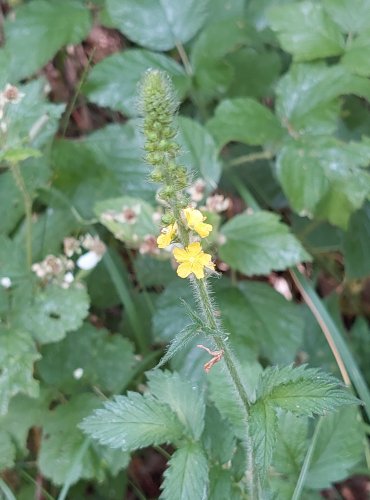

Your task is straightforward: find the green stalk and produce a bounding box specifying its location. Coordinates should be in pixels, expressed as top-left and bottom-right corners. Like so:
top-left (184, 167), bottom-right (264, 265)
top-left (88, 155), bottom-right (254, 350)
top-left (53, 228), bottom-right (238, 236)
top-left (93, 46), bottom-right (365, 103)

top-left (194, 278), bottom-right (259, 497)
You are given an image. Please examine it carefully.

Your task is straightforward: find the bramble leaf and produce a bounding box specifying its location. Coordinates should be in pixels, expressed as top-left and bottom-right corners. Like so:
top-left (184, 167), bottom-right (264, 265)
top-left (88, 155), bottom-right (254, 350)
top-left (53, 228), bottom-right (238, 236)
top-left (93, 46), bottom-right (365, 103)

top-left (106, 0), bottom-right (210, 51)
top-left (219, 211), bottom-right (311, 276)
top-left (268, 2), bottom-right (344, 61)
top-left (207, 97), bottom-right (284, 149)
top-left (84, 49), bottom-right (189, 116)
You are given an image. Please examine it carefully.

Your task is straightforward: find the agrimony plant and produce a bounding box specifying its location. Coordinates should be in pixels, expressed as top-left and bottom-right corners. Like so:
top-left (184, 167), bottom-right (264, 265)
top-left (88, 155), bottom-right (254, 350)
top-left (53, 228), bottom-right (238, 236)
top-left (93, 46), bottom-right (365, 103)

top-left (81, 70), bottom-right (361, 499)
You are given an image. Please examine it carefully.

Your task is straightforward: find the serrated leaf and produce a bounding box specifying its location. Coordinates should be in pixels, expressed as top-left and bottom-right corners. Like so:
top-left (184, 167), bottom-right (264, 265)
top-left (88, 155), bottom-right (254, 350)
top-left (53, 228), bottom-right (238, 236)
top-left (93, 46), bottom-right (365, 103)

top-left (80, 392), bottom-right (185, 450)
top-left (276, 136), bottom-right (370, 228)
top-left (0, 328), bottom-right (40, 415)
top-left (106, 0), bottom-right (210, 51)
top-left (160, 442), bottom-right (209, 500)
top-left (39, 394), bottom-right (128, 486)
top-left (323, 0), bottom-right (370, 33)
top-left (147, 370), bottom-right (205, 440)
top-left (177, 116), bottom-right (222, 189)
top-left (307, 407), bottom-right (365, 488)
top-left (268, 2), bottom-right (344, 61)
top-left (276, 63), bottom-right (370, 136)
top-left (4, 0), bottom-right (91, 81)
top-left (156, 325), bottom-right (201, 369)
top-left (274, 412), bottom-right (308, 477)
top-left (258, 365), bottom-right (359, 417)
top-left (14, 283), bottom-right (90, 344)
top-left (134, 255), bottom-right (176, 288)
top-left (219, 211), bottom-right (311, 276)
top-left (249, 400), bottom-right (277, 477)
top-left (95, 196), bottom-right (158, 247)
top-left (343, 203), bottom-right (370, 278)
top-left (217, 283), bottom-right (304, 363)
top-left (207, 97), bottom-right (284, 149)
top-left (84, 49), bottom-right (189, 116)
top-left (38, 323), bottom-right (136, 394)
top-left (202, 405), bottom-right (235, 465)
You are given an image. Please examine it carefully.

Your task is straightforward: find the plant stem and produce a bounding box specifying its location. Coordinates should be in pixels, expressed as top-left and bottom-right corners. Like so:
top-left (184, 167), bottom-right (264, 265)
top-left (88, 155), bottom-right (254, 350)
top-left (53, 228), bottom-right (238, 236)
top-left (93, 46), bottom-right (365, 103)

top-left (11, 162), bottom-right (33, 268)
top-left (292, 417), bottom-right (324, 500)
top-left (226, 150), bottom-right (273, 168)
top-left (194, 278), bottom-right (259, 497)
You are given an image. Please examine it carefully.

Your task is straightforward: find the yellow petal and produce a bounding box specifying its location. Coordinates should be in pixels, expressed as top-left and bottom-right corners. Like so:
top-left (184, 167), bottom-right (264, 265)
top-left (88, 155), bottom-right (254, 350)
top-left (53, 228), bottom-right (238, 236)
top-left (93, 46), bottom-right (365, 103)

top-left (186, 242), bottom-right (202, 256)
top-left (173, 247), bottom-right (189, 262)
top-left (157, 232), bottom-right (171, 248)
top-left (192, 262), bottom-right (205, 279)
top-left (199, 252), bottom-right (213, 265)
top-left (177, 262), bottom-right (192, 278)
top-left (194, 222), bottom-right (213, 238)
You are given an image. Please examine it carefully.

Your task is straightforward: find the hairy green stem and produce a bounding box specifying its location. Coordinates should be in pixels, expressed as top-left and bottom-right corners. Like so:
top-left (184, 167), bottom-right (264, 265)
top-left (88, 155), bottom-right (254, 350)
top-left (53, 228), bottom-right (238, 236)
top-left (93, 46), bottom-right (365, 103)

top-left (194, 278), bottom-right (259, 497)
top-left (11, 162), bottom-right (33, 268)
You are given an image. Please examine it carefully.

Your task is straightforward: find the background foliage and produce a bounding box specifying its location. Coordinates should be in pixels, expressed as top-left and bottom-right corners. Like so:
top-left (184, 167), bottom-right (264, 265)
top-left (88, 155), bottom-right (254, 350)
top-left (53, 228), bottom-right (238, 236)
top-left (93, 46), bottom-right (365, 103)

top-left (0, 0), bottom-right (370, 498)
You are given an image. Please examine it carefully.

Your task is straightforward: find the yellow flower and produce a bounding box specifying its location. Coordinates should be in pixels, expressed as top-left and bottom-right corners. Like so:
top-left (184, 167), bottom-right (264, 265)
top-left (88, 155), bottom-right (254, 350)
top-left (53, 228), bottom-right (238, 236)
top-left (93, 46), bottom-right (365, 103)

top-left (183, 207), bottom-right (212, 238)
top-left (173, 242), bottom-right (215, 279)
top-left (157, 223), bottom-right (177, 248)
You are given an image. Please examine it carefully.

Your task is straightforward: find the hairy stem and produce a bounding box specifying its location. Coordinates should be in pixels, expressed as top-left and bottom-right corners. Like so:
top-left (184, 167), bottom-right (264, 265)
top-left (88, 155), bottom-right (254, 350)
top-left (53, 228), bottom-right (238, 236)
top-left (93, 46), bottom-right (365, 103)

top-left (11, 162), bottom-right (33, 268)
top-left (194, 278), bottom-right (259, 497)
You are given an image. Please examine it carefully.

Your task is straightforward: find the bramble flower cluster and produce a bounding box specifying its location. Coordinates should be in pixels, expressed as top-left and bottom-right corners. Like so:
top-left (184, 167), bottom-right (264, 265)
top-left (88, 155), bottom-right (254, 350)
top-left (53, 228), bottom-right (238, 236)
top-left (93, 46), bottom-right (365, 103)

top-left (140, 69), bottom-right (215, 280)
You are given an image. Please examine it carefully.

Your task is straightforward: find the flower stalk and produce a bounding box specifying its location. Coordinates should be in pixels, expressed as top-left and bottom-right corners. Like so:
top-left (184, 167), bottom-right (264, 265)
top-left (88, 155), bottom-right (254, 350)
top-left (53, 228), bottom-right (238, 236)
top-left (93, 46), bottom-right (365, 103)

top-left (139, 69), bottom-right (260, 497)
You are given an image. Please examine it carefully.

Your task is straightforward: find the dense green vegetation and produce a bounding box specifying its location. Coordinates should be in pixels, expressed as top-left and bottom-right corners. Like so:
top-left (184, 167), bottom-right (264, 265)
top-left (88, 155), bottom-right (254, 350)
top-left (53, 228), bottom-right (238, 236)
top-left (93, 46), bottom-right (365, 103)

top-left (1, 0), bottom-right (370, 498)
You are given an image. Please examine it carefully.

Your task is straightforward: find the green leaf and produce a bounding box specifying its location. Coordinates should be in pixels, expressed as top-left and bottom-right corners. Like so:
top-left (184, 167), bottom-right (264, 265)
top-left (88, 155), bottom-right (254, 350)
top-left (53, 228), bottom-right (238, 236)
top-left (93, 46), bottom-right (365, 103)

top-left (217, 283), bottom-right (304, 364)
top-left (95, 196), bottom-right (158, 247)
top-left (0, 432), bottom-right (15, 471)
top-left (219, 211), bottom-right (311, 276)
top-left (275, 63), bottom-right (370, 136)
top-left (1, 148), bottom-right (42, 163)
top-left (177, 116), bottom-right (222, 189)
top-left (160, 442), bottom-right (209, 500)
top-left (249, 400), bottom-right (277, 477)
top-left (0, 328), bottom-right (40, 415)
top-left (190, 18), bottom-right (258, 100)
top-left (156, 325), bottom-right (201, 369)
top-left (323, 0), bottom-right (370, 33)
top-left (147, 370), bottom-right (205, 440)
top-left (307, 408), bottom-right (365, 489)
top-left (14, 283), bottom-right (90, 344)
top-left (52, 122), bottom-right (156, 217)
top-left (274, 412), bottom-right (308, 478)
top-left (202, 405), bottom-right (235, 465)
top-left (5, 79), bottom-right (65, 149)
top-left (39, 394), bottom-right (129, 486)
top-left (84, 49), bottom-right (189, 116)
top-left (257, 365), bottom-right (359, 417)
top-left (4, 0), bottom-right (91, 81)
top-left (152, 280), bottom-right (194, 342)
top-left (209, 466), bottom-right (242, 500)
top-left (80, 392), bottom-right (185, 450)
top-left (134, 255), bottom-right (176, 288)
top-left (342, 31), bottom-right (370, 77)
top-left (38, 323), bottom-right (136, 394)
top-left (268, 2), bottom-right (344, 61)
top-left (106, 0), bottom-right (210, 51)
top-left (276, 136), bottom-right (370, 228)
top-left (207, 98), bottom-right (284, 149)
top-left (343, 203), bottom-right (370, 278)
